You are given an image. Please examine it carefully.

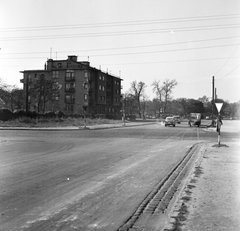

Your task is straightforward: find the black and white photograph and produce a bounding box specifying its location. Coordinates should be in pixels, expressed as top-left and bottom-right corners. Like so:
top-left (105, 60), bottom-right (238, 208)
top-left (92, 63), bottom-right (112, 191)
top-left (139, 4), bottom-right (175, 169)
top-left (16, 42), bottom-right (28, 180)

top-left (0, 1), bottom-right (240, 230)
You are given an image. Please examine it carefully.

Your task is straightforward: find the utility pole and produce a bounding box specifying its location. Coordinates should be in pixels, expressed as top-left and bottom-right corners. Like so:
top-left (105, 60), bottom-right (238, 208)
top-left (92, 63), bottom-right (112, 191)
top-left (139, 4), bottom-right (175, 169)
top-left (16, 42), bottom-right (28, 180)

top-left (26, 75), bottom-right (29, 116)
top-left (211, 76), bottom-right (215, 126)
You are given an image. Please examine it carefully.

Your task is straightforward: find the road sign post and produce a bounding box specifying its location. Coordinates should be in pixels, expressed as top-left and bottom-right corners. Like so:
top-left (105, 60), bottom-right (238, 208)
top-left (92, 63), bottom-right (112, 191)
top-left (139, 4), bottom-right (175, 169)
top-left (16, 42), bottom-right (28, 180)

top-left (215, 103), bottom-right (223, 146)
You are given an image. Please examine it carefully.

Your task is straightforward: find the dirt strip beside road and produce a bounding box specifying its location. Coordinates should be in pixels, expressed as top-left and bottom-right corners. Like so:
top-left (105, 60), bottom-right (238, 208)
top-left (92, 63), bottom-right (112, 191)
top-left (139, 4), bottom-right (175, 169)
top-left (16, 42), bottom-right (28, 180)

top-left (164, 141), bottom-right (240, 231)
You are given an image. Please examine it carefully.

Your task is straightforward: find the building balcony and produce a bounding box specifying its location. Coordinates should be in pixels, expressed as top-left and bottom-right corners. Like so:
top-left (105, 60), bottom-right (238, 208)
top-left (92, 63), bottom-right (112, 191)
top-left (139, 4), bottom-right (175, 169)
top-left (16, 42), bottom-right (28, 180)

top-left (65, 88), bottom-right (75, 93)
top-left (65, 77), bottom-right (75, 82)
top-left (65, 99), bottom-right (75, 104)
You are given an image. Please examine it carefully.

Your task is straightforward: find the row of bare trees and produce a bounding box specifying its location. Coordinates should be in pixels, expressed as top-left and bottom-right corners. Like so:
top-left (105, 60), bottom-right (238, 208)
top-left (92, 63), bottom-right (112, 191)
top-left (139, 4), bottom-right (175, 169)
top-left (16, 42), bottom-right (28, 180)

top-left (123, 79), bottom-right (177, 118)
top-left (122, 79), bottom-right (240, 119)
top-left (0, 75), bottom-right (59, 113)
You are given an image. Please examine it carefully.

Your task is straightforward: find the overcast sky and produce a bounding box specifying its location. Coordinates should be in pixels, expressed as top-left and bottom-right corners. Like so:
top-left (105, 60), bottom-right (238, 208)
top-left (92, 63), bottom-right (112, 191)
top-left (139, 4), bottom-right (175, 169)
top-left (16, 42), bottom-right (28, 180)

top-left (0, 0), bottom-right (240, 103)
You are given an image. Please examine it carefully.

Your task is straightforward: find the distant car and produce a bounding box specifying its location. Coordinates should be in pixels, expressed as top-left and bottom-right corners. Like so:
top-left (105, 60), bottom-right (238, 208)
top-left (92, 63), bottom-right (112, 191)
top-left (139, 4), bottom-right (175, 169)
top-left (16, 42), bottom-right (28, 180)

top-left (165, 117), bottom-right (176, 127)
top-left (173, 115), bottom-right (181, 124)
top-left (189, 113), bottom-right (201, 127)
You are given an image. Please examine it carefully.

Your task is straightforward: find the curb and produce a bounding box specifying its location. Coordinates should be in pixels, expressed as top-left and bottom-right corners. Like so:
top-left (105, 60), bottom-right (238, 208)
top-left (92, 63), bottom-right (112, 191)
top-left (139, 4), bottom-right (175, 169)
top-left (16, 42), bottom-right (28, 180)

top-left (0, 122), bottom-right (154, 131)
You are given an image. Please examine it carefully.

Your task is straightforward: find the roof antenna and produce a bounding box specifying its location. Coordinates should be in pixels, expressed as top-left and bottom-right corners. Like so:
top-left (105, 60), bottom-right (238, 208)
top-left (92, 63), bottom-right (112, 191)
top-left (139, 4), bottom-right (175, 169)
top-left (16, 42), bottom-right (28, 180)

top-left (88, 56), bottom-right (89, 62)
top-left (50, 47), bottom-right (52, 59)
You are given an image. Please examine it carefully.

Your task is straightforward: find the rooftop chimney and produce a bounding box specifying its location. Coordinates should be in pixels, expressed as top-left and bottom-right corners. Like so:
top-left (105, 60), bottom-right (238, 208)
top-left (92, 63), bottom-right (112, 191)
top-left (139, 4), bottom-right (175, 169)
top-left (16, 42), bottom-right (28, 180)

top-left (68, 55), bottom-right (78, 62)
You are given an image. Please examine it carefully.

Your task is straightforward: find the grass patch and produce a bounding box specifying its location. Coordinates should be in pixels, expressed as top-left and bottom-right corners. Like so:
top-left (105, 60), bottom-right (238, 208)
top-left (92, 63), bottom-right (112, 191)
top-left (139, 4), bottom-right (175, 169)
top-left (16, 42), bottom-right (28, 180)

top-left (0, 117), bottom-right (122, 128)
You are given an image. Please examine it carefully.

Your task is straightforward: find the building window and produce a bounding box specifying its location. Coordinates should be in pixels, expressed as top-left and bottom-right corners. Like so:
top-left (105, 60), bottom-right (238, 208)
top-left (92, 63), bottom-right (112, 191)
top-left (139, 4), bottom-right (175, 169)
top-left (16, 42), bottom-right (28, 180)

top-left (65, 105), bottom-right (74, 111)
top-left (102, 76), bottom-right (105, 81)
top-left (65, 82), bottom-right (75, 90)
top-left (84, 71), bottom-right (88, 78)
top-left (99, 76), bottom-right (101, 80)
top-left (66, 70), bottom-right (75, 81)
top-left (28, 74), bottom-right (31, 82)
top-left (57, 63), bottom-right (62, 68)
top-left (84, 94), bottom-right (88, 100)
top-left (100, 96), bottom-right (105, 101)
top-left (99, 85), bottom-right (101, 91)
top-left (53, 71), bottom-right (59, 79)
top-left (65, 94), bottom-right (75, 103)
top-left (102, 86), bottom-right (105, 91)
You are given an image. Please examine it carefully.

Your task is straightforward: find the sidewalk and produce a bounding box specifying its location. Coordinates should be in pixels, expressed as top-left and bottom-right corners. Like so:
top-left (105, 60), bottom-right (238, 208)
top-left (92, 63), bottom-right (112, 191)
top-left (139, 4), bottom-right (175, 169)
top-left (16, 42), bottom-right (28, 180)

top-left (0, 121), bottom-right (153, 131)
top-left (204, 120), bottom-right (240, 133)
top-left (165, 141), bottom-right (240, 231)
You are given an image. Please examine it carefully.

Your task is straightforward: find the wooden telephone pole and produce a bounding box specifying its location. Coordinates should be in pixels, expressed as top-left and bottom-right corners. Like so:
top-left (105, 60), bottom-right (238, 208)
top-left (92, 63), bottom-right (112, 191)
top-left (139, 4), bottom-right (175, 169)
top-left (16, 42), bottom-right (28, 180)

top-left (211, 76), bottom-right (215, 126)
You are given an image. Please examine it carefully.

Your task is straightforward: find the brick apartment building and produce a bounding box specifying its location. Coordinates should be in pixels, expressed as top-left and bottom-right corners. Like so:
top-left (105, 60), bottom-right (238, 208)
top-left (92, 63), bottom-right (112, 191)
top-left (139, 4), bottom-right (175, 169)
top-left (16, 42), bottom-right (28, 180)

top-left (20, 55), bottom-right (122, 118)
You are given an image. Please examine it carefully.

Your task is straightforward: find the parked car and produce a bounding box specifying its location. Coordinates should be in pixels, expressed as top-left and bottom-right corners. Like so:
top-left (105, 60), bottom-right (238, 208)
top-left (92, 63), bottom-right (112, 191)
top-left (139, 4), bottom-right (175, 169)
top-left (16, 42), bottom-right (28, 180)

top-left (165, 117), bottom-right (176, 127)
top-left (173, 115), bottom-right (181, 124)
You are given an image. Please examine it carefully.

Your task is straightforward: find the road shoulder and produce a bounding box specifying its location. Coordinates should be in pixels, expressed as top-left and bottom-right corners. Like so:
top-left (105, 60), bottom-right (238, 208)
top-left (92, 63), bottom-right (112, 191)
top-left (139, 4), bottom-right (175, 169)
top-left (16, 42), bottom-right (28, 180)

top-left (164, 141), bottom-right (240, 231)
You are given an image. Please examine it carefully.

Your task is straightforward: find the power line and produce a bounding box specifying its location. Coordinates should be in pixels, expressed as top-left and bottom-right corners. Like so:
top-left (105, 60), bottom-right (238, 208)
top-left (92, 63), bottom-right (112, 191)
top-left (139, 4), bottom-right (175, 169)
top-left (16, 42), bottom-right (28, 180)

top-left (1, 14), bottom-right (239, 32)
top-left (214, 43), bottom-right (240, 76)
top-left (218, 63), bottom-right (240, 80)
top-left (1, 35), bottom-right (240, 56)
top-left (73, 43), bottom-right (240, 57)
top-left (0, 43), bottom-right (239, 60)
top-left (99, 57), bottom-right (240, 66)
top-left (1, 23), bottom-right (240, 41)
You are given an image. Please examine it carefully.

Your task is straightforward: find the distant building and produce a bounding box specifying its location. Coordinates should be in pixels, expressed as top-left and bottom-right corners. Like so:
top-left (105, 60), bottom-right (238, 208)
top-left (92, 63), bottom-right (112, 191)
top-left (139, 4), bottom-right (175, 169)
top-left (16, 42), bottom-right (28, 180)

top-left (20, 55), bottom-right (122, 118)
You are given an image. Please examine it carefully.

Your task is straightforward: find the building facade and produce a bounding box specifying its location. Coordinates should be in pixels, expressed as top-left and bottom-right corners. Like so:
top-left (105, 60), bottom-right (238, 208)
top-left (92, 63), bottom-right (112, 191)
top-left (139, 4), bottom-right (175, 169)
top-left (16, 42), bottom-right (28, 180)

top-left (20, 55), bottom-right (122, 118)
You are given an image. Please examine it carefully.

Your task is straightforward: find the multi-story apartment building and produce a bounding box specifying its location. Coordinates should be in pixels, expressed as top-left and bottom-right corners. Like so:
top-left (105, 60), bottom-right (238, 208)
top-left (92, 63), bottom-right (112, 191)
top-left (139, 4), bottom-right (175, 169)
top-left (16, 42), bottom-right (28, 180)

top-left (20, 55), bottom-right (122, 118)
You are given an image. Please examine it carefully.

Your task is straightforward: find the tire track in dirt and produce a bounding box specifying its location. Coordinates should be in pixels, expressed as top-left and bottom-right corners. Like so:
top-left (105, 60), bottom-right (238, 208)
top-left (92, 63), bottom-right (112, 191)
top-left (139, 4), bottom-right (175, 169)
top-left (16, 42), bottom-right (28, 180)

top-left (117, 143), bottom-right (201, 231)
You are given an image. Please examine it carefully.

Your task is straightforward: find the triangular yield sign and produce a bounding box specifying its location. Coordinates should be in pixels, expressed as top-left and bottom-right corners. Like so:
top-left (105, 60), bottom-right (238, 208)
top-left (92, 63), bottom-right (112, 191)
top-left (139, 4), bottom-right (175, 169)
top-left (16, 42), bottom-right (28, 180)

top-left (215, 103), bottom-right (223, 113)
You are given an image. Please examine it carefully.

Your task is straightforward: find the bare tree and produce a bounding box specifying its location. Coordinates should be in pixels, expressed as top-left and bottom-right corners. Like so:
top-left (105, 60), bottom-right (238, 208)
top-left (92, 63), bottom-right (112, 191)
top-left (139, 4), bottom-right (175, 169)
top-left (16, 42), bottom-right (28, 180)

top-left (29, 74), bottom-right (59, 113)
top-left (122, 92), bottom-right (138, 118)
top-left (152, 79), bottom-right (164, 115)
top-left (140, 95), bottom-right (149, 119)
top-left (130, 81), bottom-right (147, 118)
top-left (162, 79), bottom-right (177, 113)
top-left (0, 79), bottom-right (24, 111)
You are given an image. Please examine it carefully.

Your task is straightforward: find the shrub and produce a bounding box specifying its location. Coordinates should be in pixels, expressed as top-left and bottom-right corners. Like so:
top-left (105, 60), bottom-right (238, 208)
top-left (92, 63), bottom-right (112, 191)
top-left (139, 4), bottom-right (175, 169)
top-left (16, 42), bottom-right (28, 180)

top-left (0, 109), bottom-right (14, 121)
top-left (28, 111), bottom-right (38, 119)
top-left (44, 111), bottom-right (56, 119)
top-left (55, 111), bottom-right (65, 118)
top-left (13, 109), bottom-right (26, 119)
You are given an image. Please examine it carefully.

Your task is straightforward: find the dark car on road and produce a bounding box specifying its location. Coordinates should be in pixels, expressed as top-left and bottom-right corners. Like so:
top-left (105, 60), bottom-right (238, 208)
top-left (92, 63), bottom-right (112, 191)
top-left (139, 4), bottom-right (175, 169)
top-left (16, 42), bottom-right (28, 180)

top-left (165, 117), bottom-right (176, 127)
top-left (173, 115), bottom-right (181, 124)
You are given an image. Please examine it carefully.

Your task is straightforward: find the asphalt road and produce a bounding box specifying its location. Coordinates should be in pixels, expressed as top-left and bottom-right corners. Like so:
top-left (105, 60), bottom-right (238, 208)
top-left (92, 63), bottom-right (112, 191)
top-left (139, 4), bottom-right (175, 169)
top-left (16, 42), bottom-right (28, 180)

top-left (0, 122), bottom-right (239, 231)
